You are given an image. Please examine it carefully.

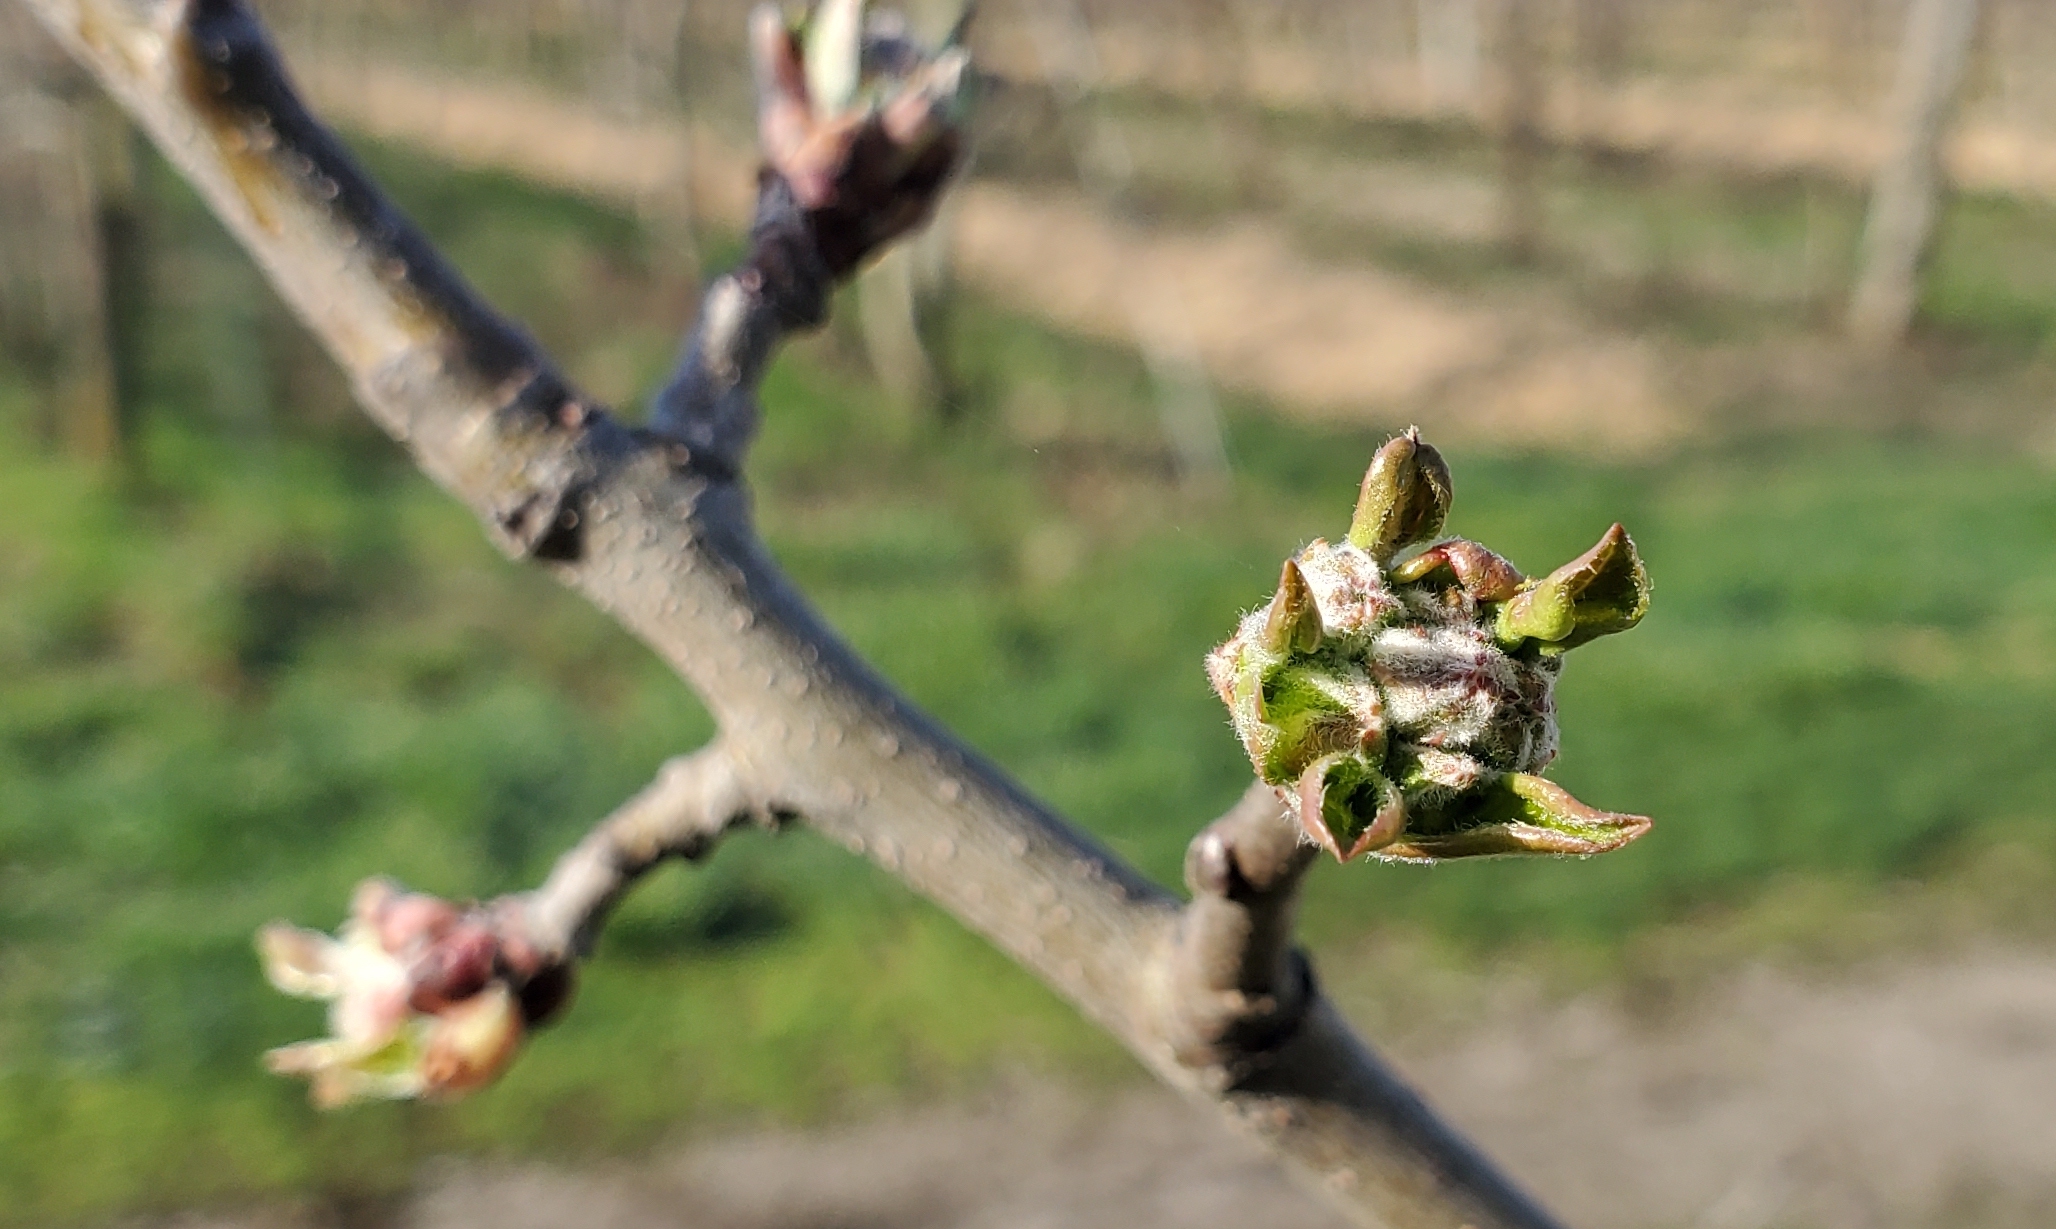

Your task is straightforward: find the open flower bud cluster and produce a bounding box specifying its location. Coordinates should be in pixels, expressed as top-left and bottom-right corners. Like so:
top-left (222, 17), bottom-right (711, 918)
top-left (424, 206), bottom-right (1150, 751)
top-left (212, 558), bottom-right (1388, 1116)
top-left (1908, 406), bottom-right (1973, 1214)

top-left (258, 878), bottom-right (535, 1107)
top-left (1206, 430), bottom-right (1653, 862)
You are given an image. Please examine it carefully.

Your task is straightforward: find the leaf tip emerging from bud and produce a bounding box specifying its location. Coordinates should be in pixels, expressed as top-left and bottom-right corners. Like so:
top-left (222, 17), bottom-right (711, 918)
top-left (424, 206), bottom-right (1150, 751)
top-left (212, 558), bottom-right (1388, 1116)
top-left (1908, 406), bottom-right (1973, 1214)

top-left (1379, 772), bottom-right (1651, 861)
top-left (1497, 522), bottom-right (1650, 650)
top-left (1296, 753), bottom-right (1407, 862)
top-left (1389, 538), bottom-right (1525, 601)
top-left (803, 0), bottom-right (866, 118)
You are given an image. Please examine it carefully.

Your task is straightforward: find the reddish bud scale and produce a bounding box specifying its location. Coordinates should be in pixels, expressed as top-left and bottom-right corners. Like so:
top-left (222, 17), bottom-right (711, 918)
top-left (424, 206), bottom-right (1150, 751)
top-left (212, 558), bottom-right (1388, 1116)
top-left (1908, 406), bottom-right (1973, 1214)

top-left (405, 924), bottom-right (498, 1014)
top-left (376, 893), bottom-right (461, 956)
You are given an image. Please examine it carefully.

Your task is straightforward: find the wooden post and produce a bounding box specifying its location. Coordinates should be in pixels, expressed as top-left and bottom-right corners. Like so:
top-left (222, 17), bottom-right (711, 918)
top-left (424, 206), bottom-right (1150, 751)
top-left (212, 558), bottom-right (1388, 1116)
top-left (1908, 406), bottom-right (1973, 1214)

top-left (0, 8), bottom-right (125, 460)
top-left (68, 94), bottom-right (136, 463)
top-left (1496, 0), bottom-right (1546, 262)
top-left (1572, 0), bottom-right (1628, 160)
top-left (1416, 0), bottom-right (1482, 112)
top-left (855, 0), bottom-right (968, 426)
top-left (1029, 0), bottom-right (1232, 492)
top-left (1848, 0), bottom-right (1984, 350)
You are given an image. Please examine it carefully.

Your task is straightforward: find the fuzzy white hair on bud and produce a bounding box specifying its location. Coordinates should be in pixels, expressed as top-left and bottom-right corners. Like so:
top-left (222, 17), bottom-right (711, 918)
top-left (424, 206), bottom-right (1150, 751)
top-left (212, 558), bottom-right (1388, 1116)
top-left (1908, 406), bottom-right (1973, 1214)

top-left (1207, 433), bottom-right (1649, 862)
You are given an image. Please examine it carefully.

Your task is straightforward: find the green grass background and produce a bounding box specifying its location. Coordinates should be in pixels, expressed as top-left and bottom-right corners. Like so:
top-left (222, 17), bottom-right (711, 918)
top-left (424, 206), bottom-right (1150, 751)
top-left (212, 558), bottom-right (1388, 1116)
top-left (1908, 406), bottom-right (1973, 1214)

top-left (7, 141), bottom-right (2056, 1224)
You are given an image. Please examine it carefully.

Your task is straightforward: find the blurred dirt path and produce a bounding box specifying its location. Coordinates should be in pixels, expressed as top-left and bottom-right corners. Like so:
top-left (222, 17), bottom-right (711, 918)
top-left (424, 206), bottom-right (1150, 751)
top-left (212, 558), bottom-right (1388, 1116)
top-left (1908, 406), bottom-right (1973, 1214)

top-left (1406, 949), bottom-right (2056, 1229)
top-left (293, 59), bottom-right (1689, 457)
top-left (145, 946), bottom-right (2056, 1229)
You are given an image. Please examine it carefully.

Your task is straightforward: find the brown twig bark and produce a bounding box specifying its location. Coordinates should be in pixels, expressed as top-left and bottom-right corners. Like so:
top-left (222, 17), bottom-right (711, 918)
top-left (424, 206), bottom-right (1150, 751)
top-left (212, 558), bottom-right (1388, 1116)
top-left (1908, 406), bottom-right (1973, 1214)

top-left (18, 1), bottom-right (1572, 1226)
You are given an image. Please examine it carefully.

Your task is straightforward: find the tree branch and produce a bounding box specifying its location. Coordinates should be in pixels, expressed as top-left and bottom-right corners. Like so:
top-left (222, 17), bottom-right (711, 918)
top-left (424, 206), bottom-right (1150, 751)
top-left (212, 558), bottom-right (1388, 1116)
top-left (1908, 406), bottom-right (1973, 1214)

top-left (21, 1), bottom-right (1572, 1225)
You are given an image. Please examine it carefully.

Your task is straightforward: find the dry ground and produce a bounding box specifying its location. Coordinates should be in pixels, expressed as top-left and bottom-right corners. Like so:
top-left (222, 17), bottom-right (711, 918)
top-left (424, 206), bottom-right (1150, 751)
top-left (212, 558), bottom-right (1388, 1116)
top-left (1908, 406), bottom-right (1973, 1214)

top-left (138, 944), bottom-right (2056, 1229)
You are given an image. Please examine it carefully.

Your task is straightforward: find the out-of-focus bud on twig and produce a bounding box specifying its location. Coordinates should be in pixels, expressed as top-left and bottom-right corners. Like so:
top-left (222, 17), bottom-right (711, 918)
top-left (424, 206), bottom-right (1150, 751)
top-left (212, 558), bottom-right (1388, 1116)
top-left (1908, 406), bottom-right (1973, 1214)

top-left (1208, 430), bottom-right (1651, 863)
top-left (752, 1), bottom-right (973, 275)
top-left (258, 878), bottom-right (557, 1108)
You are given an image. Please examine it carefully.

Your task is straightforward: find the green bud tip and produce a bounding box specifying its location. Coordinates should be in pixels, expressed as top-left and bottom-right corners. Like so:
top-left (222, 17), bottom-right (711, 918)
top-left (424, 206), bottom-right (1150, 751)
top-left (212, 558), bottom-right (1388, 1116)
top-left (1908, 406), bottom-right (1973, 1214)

top-left (1262, 559), bottom-right (1323, 655)
top-left (1348, 427), bottom-right (1453, 563)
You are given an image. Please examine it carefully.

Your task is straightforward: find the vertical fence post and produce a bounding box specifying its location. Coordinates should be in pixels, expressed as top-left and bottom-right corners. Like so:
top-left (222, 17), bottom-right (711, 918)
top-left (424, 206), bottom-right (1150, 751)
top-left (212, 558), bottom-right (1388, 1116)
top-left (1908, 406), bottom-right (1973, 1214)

top-left (1416, 0), bottom-right (1482, 113)
top-left (0, 8), bottom-right (124, 460)
top-left (1571, 0), bottom-right (1627, 158)
top-left (853, 0), bottom-right (965, 426)
top-left (1848, 0), bottom-right (1984, 349)
top-left (1495, 0), bottom-right (1546, 262)
top-left (1028, 0), bottom-right (1232, 494)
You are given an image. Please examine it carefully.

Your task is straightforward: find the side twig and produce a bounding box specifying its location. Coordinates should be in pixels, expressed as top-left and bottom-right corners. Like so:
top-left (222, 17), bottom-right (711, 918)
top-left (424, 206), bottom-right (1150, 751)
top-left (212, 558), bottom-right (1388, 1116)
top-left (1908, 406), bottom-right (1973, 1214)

top-left (521, 742), bottom-right (760, 963)
top-left (1160, 782), bottom-right (1316, 1074)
